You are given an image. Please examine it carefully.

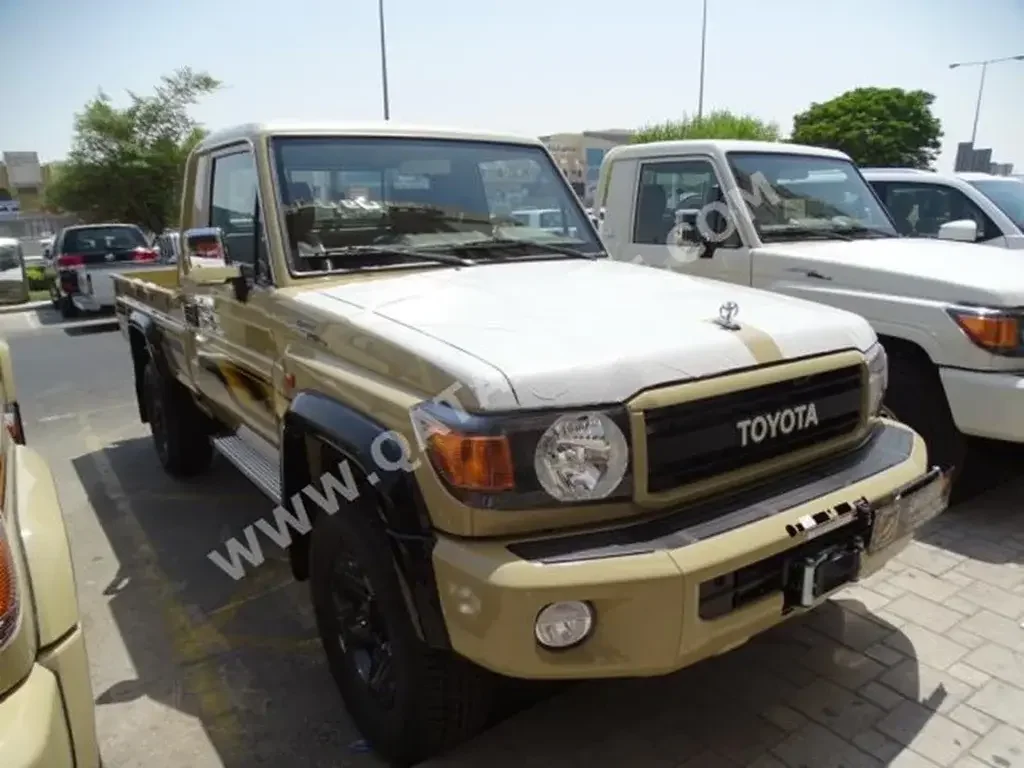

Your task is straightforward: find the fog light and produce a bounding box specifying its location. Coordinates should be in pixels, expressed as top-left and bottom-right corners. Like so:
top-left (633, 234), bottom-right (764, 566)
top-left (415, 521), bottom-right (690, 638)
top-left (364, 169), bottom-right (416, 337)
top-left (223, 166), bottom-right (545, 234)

top-left (534, 601), bottom-right (594, 649)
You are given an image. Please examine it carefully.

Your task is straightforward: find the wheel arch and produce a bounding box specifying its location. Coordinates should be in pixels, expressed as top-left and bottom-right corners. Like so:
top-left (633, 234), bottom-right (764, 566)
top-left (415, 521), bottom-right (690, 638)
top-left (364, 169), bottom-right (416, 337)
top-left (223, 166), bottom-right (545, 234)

top-left (876, 333), bottom-right (935, 366)
top-left (127, 311), bottom-right (165, 423)
top-left (281, 390), bottom-right (450, 649)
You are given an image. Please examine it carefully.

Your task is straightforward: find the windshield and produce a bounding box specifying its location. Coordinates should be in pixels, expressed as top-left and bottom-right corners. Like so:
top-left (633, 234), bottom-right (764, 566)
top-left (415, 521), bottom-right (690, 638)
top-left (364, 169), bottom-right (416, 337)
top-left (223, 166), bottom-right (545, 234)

top-left (64, 226), bottom-right (147, 253)
top-left (0, 244), bottom-right (21, 272)
top-left (271, 136), bottom-right (601, 273)
top-left (727, 153), bottom-right (899, 241)
top-left (969, 179), bottom-right (1024, 231)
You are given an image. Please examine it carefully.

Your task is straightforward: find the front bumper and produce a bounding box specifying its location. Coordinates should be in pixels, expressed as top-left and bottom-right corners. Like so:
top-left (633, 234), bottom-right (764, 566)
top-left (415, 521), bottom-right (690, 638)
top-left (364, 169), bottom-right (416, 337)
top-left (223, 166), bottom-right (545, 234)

top-left (940, 366), bottom-right (1024, 443)
top-left (0, 627), bottom-right (100, 768)
top-left (432, 421), bottom-right (943, 680)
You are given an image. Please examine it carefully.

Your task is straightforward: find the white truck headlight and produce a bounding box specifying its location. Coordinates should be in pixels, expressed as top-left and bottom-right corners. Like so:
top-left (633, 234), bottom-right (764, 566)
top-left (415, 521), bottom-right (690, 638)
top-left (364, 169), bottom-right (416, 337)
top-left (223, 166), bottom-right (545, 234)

top-left (534, 412), bottom-right (629, 502)
top-left (865, 342), bottom-right (888, 417)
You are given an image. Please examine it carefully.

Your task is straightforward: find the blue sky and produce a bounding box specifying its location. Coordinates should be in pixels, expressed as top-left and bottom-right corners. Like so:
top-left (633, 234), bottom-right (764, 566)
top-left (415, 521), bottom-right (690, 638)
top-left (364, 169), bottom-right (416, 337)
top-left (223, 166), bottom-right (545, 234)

top-left (2, 0), bottom-right (1023, 170)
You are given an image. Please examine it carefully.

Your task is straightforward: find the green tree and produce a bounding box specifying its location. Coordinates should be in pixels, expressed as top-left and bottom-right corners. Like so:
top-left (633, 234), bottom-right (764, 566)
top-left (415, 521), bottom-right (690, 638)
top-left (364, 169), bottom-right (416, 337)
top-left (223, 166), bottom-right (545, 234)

top-left (45, 68), bottom-right (220, 232)
top-left (790, 87), bottom-right (942, 169)
top-left (632, 110), bottom-right (782, 143)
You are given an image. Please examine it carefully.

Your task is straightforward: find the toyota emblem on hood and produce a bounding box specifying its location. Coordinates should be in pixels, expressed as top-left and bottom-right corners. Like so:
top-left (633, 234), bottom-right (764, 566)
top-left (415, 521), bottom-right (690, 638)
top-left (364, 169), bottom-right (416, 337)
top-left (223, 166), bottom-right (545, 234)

top-left (715, 301), bottom-right (740, 330)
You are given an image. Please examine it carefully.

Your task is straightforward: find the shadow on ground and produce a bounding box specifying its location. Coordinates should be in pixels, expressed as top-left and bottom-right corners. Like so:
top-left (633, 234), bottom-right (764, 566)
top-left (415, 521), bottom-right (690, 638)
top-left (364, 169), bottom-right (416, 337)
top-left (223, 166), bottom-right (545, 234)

top-left (428, 597), bottom-right (936, 767)
top-left (916, 439), bottom-right (1024, 567)
top-left (33, 304), bottom-right (117, 327)
top-left (73, 437), bottom-right (381, 768)
top-left (72, 434), bottom-right (944, 767)
top-left (62, 320), bottom-right (120, 337)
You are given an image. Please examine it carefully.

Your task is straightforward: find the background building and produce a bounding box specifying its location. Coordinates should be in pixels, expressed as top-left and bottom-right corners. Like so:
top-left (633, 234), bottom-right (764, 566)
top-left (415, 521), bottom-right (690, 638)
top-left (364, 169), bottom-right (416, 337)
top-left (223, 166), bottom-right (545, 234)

top-left (0, 151), bottom-right (74, 241)
top-left (953, 141), bottom-right (1014, 175)
top-left (540, 129), bottom-right (634, 205)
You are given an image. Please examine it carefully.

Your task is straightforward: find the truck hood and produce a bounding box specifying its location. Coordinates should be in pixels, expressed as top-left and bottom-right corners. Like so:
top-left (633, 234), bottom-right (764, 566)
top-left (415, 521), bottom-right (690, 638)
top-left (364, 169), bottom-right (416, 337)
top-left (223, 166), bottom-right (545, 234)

top-left (754, 237), bottom-right (1024, 306)
top-left (294, 259), bottom-right (875, 409)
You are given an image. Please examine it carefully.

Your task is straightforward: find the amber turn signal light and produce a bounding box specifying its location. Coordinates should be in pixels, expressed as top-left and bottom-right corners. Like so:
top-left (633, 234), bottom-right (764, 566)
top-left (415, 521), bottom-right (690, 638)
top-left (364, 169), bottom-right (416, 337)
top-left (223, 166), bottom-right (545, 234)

top-left (0, 526), bottom-right (18, 648)
top-left (423, 428), bottom-right (515, 492)
top-left (951, 311), bottom-right (1021, 353)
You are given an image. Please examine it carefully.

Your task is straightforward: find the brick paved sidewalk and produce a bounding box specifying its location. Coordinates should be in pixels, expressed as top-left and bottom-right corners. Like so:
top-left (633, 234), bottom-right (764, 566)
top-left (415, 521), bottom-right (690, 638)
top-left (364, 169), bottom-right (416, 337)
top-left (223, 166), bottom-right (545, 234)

top-left (428, 477), bottom-right (1024, 768)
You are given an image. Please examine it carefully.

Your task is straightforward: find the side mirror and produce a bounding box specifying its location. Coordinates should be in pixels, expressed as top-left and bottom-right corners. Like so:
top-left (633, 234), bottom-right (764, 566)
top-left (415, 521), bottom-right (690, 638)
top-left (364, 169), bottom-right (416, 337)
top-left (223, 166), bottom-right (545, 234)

top-left (184, 226), bottom-right (229, 267)
top-left (673, 209), bottom-right (717, 258)
top-left (937, 219), bottom-right (978, 243)
top-left (184, 227), bottom-right (252, 302)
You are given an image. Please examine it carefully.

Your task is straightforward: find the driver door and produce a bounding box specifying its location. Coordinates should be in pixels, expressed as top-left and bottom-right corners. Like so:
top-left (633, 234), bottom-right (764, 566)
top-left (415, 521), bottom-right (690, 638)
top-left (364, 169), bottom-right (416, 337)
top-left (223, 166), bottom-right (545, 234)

top-left (626, 156), bottom-right (752, 286)
top-left (183, 146), bottom-right (278, 443)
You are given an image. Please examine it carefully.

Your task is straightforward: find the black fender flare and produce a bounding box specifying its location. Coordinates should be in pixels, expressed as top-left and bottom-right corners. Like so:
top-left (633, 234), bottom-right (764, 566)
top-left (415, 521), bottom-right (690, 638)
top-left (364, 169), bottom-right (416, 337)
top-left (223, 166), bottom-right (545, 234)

top-left (127, 311), bottom-right (171, 422)
top-left (281, 390), bottom-right (450, 649)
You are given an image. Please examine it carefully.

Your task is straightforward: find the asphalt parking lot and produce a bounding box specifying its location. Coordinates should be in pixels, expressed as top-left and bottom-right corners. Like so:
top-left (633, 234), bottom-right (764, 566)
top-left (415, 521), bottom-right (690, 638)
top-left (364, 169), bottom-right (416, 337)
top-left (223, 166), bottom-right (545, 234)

top-left (3, 303), bottom-right (1024, 768)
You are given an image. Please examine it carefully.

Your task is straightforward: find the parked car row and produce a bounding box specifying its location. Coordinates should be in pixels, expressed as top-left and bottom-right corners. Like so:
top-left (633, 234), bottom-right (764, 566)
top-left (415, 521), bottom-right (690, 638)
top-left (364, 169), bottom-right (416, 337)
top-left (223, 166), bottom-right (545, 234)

top-left (4, 124), bottom-right (1019, 767)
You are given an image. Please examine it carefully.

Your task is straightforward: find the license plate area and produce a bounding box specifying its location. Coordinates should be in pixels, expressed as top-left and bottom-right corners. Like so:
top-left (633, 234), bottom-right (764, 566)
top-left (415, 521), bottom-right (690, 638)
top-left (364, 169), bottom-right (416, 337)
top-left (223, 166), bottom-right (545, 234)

top-left (867, 465), bottom-right (950, 554)
top-left (699, 466), bottom-right (950, 620)
top-left (784, 539), bottom-right (863, 609)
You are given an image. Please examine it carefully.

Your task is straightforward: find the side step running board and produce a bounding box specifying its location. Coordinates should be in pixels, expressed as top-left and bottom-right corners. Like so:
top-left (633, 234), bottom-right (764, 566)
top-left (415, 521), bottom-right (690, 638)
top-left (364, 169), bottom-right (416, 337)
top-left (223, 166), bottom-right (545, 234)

top-left (213, 426), bottom-right (281, 503)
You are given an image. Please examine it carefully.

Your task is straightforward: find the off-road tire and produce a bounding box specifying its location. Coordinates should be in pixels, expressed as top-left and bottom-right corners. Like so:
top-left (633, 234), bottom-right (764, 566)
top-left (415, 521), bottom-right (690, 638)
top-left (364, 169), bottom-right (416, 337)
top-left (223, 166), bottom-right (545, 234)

top-left (60, 295), bottom-right (78, 319)
top-left (882, 347), bottom-right (971, 496)
top-left (310, 494), bottom-right (497, 767)
top-left (142, 360), bottom-right (213, 478)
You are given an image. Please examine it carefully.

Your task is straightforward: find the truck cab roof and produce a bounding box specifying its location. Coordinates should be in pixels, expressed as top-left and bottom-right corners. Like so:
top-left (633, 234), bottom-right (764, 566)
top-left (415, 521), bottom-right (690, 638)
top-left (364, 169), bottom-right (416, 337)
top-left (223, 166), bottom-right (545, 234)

top-left (604, 139), bottom-right (852, 164)
top-left (196, 121), bottom-right (546, 153)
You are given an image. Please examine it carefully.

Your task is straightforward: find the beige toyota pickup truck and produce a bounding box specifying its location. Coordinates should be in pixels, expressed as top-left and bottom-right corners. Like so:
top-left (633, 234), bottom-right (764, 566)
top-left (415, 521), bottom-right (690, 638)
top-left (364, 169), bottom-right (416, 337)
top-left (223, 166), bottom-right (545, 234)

top-left (112, 121), bottom-right (948, 766)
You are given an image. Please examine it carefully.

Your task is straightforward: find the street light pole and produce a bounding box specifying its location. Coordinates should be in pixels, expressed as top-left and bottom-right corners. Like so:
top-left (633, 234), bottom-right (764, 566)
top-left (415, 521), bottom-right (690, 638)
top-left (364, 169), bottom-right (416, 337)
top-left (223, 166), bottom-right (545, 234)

top-left (697, 0), bottom-right (708, 120)
top-left (949, 54), bottom-right (1024, 145)
top-left (969, 62), bottom-right (987, 146)
top-left (378, 0), bottom-right (391, 121)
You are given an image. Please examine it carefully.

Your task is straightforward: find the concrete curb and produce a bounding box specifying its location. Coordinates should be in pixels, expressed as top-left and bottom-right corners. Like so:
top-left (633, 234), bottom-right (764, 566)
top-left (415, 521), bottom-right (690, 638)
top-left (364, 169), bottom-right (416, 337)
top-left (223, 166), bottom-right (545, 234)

top-left (0, 300), bottom-right (50, 315)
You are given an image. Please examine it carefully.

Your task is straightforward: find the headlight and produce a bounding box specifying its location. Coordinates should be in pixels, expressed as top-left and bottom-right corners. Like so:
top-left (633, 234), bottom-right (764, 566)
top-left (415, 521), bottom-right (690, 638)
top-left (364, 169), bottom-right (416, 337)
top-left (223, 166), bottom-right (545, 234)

top-left (948, 307), bottom-right (1024, 357)
top-left (410, 401), bottom-right (632, 510)
top-left (534, 412), bottom-right (629, 502)
top-left (865, 342), bottom-right (888, 417)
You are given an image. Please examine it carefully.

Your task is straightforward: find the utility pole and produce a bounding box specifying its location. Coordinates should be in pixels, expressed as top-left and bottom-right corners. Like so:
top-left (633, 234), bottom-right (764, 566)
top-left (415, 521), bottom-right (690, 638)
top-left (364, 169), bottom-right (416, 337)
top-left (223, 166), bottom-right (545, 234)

top-left (378, 0), bottom-right (391, 120)
top-left (949, 54), bottom-right (1024, 144)
top-left (697, 0), bottom-right (708, 120)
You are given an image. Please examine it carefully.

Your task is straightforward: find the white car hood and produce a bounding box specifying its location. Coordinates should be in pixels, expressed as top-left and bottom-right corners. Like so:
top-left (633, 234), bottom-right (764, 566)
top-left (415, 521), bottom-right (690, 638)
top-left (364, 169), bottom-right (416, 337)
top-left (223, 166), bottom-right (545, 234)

top-left (755, 238), bottom-right (1024, 305)
top-left (295, 259), bottom-right (875, 409)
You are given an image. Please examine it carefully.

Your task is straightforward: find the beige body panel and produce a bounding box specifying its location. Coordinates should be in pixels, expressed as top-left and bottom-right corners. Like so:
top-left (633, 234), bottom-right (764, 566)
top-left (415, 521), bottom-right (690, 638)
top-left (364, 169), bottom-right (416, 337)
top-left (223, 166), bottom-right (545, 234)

top-left (0, 665), bottom-right (75, 767)
top-left (13, 446), bottom-right (80, 646)
top-left (37, 627), bottom-right (101, 768)
top-left (433, 423), bottom-right (928, 679)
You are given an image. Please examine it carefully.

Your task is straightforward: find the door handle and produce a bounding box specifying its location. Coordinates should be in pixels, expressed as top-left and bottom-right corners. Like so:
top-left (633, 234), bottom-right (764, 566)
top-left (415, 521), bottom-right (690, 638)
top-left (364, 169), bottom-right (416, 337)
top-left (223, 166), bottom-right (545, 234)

top-left (787, 267), bottom-right (832, 281)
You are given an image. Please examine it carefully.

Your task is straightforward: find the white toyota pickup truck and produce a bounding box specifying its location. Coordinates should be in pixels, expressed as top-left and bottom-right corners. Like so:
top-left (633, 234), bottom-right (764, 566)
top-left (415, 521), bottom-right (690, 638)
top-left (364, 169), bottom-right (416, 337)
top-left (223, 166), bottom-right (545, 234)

top-left (595, 140), bottom-right (1024, 493)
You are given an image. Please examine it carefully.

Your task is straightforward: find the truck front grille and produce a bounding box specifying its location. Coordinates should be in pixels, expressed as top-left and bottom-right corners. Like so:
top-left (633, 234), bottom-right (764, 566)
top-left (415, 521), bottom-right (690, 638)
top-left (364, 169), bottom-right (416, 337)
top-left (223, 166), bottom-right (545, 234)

top-left (643, 364), bottom-right (862, 494)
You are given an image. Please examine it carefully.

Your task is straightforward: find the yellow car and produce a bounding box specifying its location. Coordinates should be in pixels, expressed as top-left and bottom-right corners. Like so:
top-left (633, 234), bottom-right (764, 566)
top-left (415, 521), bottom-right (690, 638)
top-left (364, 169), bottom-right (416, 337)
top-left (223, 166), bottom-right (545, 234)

top-left (0, 340), bottom-right (100, 767)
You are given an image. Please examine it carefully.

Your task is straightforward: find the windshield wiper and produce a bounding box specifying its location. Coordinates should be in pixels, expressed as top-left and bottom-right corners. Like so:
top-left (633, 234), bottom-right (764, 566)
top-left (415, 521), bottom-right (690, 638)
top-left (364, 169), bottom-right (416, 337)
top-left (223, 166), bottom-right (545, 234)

top-left (762, 226), bottom-right (854, 242)
top-left (439, 237), bottom-right (603, 260)
top-left (832, 224), bottom-right (897, 239)
top-left (315, 245), bottom-right (476, 267)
